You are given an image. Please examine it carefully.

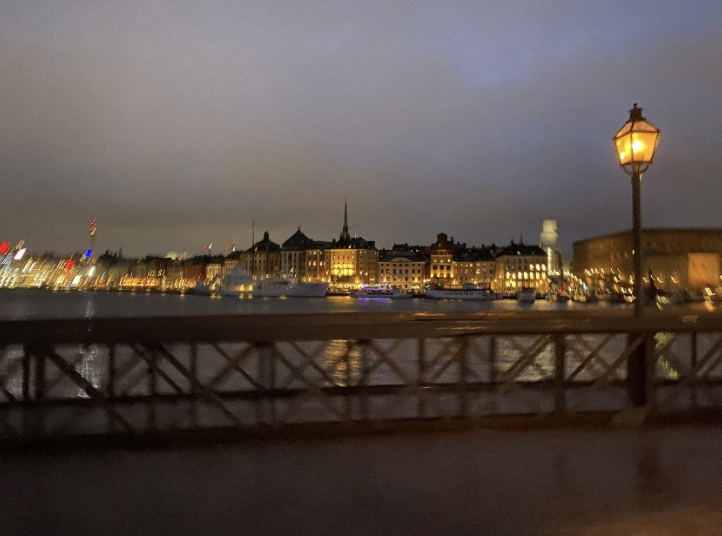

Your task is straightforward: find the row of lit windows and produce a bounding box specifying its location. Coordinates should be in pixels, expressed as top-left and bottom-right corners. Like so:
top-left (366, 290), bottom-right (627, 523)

top-left (509, 272), bottom-right (544, 280)
top-left (506, 281), bottom-right (543, 289)
top-left (505, 262), bottom-right (546, 271)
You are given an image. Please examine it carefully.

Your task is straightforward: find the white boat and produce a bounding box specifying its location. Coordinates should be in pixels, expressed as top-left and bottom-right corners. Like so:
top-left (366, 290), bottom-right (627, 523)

top-left (517, 288), bottom-right (536, 304)
top-left (424, 284), bottom-right (496, 301)
top-left (252, 278), bottom-right (328, 297)
top-left (219, 266), bottom-right (254, 297)
top-left (350, 284), bottom-right (412, 299)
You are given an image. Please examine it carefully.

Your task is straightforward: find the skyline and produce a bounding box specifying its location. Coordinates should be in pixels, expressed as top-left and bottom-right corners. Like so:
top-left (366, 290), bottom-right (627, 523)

top-left (2, 2), bottom-right (722, 256)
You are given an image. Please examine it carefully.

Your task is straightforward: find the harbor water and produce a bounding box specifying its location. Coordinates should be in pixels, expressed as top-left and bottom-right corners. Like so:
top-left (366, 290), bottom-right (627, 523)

top-left (0, 287), bottom-right (682, 320)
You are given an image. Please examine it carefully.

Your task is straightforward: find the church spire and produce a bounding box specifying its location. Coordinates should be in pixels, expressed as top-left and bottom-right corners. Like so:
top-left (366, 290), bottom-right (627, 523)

top-left (340, 198), bottom-right (350, 242)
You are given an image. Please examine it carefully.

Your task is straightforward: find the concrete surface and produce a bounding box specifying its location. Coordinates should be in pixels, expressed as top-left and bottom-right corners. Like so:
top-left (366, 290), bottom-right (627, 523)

top-left (1, 425), bottom-right (722, 535)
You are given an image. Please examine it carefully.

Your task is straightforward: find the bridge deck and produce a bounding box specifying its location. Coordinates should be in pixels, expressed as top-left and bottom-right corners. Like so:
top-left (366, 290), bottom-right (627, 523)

top-left (2, 423), bottom-right (721, 535)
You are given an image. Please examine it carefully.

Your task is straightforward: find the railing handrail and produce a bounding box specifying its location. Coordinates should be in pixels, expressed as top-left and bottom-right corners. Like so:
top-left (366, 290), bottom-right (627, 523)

top-left (1, 309), bottom-right (720, 344)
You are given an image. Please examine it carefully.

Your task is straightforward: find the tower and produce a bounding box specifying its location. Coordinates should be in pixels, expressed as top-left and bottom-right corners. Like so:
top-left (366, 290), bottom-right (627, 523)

top-left (340, 199), bottom-right (350, 242)
top-left (539, 219), bottom-right (558, 250)
top-left (539, 219), bottom-right (561, 276)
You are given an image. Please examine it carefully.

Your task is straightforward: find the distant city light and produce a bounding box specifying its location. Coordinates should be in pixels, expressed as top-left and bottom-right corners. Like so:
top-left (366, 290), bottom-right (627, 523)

top-left (13, 248), bottom-right (26, 261)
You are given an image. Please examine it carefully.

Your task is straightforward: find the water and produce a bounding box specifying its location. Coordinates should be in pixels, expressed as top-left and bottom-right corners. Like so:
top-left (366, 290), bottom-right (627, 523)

top-left (0, 288), bottom-right (638, 320)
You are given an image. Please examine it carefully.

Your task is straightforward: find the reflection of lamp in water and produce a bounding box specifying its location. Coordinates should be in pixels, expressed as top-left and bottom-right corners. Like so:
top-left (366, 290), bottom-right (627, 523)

top-left (613, 103), bottom-right (660, 317)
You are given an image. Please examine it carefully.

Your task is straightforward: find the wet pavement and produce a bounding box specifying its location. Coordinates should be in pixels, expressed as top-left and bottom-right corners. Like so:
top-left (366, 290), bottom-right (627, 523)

top-left (2, 424), bottom-right (722, 535)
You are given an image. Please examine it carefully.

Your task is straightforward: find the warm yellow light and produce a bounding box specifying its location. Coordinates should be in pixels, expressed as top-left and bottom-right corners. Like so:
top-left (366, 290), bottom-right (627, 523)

top-left (613, 104), bottom-right (660, 168)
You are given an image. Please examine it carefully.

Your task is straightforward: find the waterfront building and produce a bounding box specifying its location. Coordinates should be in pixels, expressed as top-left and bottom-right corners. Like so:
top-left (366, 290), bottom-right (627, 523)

top-left (305, 243), bottom-right (333, 283)
top-left (205, 262), bottom-right (222, 283)
top-left (239, 231), bottom-right (283, 279)
top-left (454, 245), bottom-right (498, 289)
top-left (220, 250), bottom-right (242, 279)
top-left (573, 228), bottom-right (722, 293)
top-left (328, 201), bottom-right (378, 286)
top-left (378, 249), bottom-right (427, 291)
top-left (329, 237), bottom-right (378, 286)
top-left (428, 233), bottom-right (455, 284)
top-left (94, 251), bottom-right (132, 289)
top-left (494, 241), bottom-right (548, 295)
top-left (281, 227), bottom-right (328, 282)
top-left (427, 233), bottom-right (498, 289)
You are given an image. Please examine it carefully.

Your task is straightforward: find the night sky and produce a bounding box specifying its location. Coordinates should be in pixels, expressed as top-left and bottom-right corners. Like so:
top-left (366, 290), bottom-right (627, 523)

top-left (2, 1), bottom-right (721, 257)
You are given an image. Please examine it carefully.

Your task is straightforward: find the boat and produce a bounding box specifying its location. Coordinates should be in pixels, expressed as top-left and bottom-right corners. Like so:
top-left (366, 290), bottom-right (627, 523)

top-left (517, 288), bottom-right (536, 304)
top-left (194, 280), bottom-right (214, 296)
top-left (219, 266), bottom-right (254, 297)
top-left (252, 278), bottom-right (328, 297)
top-left (326, 288), bottom-right (351, 296)
top-left (424, 284), bottom-right (496, 301)
top-left (350, 284), bottom-right (412, 299)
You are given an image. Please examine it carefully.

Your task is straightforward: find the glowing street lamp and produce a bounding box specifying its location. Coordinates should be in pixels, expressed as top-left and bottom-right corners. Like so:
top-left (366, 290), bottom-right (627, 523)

top-left (613, 103), bottom-right (660, 316)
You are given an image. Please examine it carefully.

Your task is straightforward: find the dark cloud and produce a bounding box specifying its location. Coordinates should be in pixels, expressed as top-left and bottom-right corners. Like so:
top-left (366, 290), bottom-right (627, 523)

top-left (1, 1), bottom-right (721, 255)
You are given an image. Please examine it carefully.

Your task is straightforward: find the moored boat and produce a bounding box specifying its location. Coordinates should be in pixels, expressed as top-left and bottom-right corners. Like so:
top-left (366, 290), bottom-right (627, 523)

top-left (219, 266), bottom-right (254, 297)
top-left (252, 278), bottom-right (328, 297)
top-left (350, 284), bottom-right (412, 299)
top-left (517, 288), bottom-right (537, 304)
top-left (424, 284), bottom-right (496, 301)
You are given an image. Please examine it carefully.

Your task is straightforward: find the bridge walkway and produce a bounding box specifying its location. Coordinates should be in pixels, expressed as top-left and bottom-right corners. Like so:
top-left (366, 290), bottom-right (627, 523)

top-left (2, 422), bottom-right (721, 536)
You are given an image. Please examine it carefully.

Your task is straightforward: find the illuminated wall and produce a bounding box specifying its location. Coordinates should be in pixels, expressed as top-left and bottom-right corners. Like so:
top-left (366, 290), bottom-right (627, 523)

top-left (378, 255), bottom-right (426, 290)
top-left (573, 229), bottom-right (722, 291)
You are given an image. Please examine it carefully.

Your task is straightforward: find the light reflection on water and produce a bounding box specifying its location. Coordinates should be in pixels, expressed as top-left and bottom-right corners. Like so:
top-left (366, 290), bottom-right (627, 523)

top-left (324, 339), bottom-right (361, 386)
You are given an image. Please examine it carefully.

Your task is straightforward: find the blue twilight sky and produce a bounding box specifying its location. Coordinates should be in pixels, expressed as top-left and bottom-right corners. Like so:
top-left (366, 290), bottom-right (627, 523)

top-left (1, 1), bottom-right (721, 256)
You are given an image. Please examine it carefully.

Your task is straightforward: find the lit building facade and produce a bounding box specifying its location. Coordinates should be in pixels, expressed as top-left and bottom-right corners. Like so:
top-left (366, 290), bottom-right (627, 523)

top-left (429, 233), bottom-right (455, 284)
top-left (454, 246), bottom-right (498, 289)
top-left (239, 231), bottom-right (283, 279)
top-left (573, 229), bottom-right (722, 292)
top-left (281, 227), bottom-right (316, 281)
top-left (329, 240), bottom-right (378, 286)
top-left (378, 250), bottom-right (426, 290)
top-left (327, 201), bottom-right (378, 286)
top-left (495, 241), bottom-right (548, 294)
top-left (427, 233), bottom-right (498, 289)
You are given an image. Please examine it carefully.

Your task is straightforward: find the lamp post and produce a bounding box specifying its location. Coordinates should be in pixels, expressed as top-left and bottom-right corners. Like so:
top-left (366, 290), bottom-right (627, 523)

top-left (613, 103), bottom-right (660, 317)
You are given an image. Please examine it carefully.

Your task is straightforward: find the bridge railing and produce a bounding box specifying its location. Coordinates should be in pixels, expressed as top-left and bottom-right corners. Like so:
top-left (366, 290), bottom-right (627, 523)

top-left (1, 310), bottom-right (721, 439)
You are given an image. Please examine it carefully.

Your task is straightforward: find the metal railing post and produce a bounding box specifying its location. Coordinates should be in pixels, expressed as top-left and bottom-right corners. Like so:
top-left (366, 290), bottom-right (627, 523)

top-left (190, 343), bottom-right (199, 428)
top-left (627, 331), bottom-right (648, 407)
top-left (147, 346), bottom-right (158, 431)
top-left (34, 348), bottom-right (46, 435)
top-left (418, 338), bottom-right (427, 418)
top-left (690, 331), bottom-right (698, 407)
top-left (554, 334), bottom-right (566, 414)
top-left (458, 336), bottom-right (469, 417)
top-left (107, 345), bottom-right (116, 433)
top-left (358, 339), bottom-right (370, 421)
